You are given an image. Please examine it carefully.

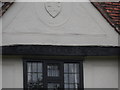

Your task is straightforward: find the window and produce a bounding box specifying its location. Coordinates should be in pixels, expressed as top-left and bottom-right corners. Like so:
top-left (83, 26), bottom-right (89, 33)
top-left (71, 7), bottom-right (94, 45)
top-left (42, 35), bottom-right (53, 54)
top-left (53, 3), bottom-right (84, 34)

top-left (26, 62), bottom-right (43, 88)
top-left (64, 63), bottom-right (80, 89)
top-left (24, 59), bottom-right (83, 89)
top-left (47, 64), bottom-right (60, 77)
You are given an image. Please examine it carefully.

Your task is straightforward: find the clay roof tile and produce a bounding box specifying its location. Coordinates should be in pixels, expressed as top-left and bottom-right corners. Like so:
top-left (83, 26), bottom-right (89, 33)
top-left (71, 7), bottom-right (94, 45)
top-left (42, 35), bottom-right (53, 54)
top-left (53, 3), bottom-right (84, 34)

top-left (91, 1), bottom-right (120, 34)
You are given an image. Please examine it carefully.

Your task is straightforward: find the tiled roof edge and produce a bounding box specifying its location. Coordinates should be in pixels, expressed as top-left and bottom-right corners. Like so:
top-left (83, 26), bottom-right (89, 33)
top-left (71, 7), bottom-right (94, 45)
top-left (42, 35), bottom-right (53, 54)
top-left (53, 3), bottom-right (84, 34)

top-left (0, 2), bottom-right (14, 17)
top-left (91, 2), bottom-right (120, 34)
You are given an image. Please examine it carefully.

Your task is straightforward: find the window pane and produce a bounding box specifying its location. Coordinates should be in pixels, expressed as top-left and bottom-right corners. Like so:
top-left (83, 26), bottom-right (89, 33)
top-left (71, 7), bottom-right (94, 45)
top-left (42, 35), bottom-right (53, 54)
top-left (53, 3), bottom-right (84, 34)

top-left (38, 63), bottom-right (42, 72)
top-left (75, 74), bottom-right (79, 83)
top-left (48, 83), bottom-right (60, 89)
top-left (27, 62), bottom-right (43, 89)
top-left (32, 63), bottom-right (37, 72)
top-left (75, 64), bottom-right (79, 73)
top-left (64, 84), bottom-right (69, 88)
top-left (37, 73), bottom-right (43, 88)
top-left (27, 63), bottom-right (31, 72)
top-left (38, 73), bottom-right (43, 82)
top-left (69, 84), bottom-right (74, 88)
top-left (47, 64), bottom-right (59, 77)
top-left (64, 63), bottom-right (80, 89)
top-left (64, 74), bottom-right (69, 83)
top-left (27, 73), bottom-right (32, 83)
top-left (32, 73), bottom-right (37, 82)
top-left (69, 74), bottom-right (75, 83)
top-left (69, 64), bottom-right (74, 73)
top-left (64, 64), bottom-right (68, 73)
top-left (75, 83), bottom-right (79, 89)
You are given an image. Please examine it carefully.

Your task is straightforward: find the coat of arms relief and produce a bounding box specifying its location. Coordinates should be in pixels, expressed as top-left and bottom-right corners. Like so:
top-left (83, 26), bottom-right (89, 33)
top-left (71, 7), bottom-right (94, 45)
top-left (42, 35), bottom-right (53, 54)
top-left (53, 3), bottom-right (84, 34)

top-left (44, 2), bottom-right (62, 18)
top-left (34, 2), bottom-right (70, 27)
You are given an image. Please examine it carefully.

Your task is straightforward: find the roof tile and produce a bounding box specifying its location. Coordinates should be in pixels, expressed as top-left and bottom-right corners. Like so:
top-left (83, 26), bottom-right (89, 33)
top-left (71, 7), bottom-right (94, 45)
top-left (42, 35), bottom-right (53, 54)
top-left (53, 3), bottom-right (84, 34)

top-left (91, 2), bottom-right (120, 34)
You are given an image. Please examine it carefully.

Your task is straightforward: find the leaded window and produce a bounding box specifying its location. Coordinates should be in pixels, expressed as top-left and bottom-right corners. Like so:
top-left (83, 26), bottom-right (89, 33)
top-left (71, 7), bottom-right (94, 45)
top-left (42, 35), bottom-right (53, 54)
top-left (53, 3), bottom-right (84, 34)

top-left (64, 63), bottom-right (80, 89)
top-left (27, 62), bottom-right (43, 89)
top-left (24, 59), bottom-right (83, 90)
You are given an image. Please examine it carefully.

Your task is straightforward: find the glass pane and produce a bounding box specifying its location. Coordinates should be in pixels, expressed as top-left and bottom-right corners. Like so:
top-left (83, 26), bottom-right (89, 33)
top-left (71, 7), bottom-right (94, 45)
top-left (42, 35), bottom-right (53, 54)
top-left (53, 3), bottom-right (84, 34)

top-left (69, 74), bottom-right (75, 83)
top-left (38, 73), bottom-right (43, 88)
top-left (32, 63), bottom-right (37, 72)
top-left (32, 73), bottom-right (37, 82)
top-left (27, 62), bottom-right (43, 89)
top-left (47, 64), bottom-right (59, 77)
top-left (38, 73), bottom-right (43, 82)
top-left (27, 73), bottom-right (32, 83)
top-left (75, 83), bottom-right (79, 89)
top-left (32, 73), bottom-right (38, 88)
top-left (64, 74), bottom-right (68, 83)
top-left (69, 84), bottom-right (74, 88)
top-left (64, 63), bottom-right (80, 89)
top-left (64, 84), bottom-right (69, 88)
top-left (64, 64), bottom-right (68, 73)
top-left (27, 63), bottom-right (31, 72)
top-left (75, 64), bottom-right (79, 73)
top-left (38, 83), bottom-right (43, 88)
top-left (75, 74), bottom-right (79, 83)
top-left (69, 64), bottom-right (74, 73)
top-left (38, 63), bottom-right (42, 72)
top-left (48, 83), bottom-right (60, 89)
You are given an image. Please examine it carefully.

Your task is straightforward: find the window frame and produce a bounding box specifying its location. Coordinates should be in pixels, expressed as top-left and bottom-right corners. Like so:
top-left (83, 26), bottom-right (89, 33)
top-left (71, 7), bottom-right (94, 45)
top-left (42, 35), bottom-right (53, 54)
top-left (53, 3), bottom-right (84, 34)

top-left (23, 58), bottom-right (84, 89)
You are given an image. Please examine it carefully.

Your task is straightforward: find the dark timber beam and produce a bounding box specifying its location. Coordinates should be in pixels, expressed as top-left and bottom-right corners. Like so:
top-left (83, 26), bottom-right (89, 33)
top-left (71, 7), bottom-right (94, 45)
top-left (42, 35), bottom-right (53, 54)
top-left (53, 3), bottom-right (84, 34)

top-left (1, 45), bottom-right (120, 56)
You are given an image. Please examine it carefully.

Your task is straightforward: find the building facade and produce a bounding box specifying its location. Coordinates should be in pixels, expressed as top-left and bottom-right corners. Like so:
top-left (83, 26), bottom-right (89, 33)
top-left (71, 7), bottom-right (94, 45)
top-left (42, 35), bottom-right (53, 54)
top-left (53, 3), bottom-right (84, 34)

top-left (1, 1), bottom-right (120, 89)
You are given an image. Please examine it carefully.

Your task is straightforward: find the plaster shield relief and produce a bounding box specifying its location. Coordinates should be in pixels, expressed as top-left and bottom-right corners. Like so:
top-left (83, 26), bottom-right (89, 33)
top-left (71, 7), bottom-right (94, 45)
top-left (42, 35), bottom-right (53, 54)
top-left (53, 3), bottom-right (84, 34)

top-left (34, 2), bottom-right (70, 27)
top-left (44, 2), bottom-right (62, 18)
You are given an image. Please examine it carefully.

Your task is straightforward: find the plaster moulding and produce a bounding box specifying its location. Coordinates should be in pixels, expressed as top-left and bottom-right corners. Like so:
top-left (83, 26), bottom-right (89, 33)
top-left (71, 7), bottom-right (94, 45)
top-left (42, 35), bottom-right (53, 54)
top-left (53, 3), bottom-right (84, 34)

top-left (0, 0), bottom-right (15, 2)
top-left (44, 2), bottom-right (62, 18)
top-left (34, 2), bottom-right (70, 27)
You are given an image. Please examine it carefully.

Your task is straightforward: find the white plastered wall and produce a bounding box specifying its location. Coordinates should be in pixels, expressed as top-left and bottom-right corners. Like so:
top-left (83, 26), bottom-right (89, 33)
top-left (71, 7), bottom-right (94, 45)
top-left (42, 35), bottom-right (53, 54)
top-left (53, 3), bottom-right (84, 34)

top-left (2, 2), bottom-right (119, 46)
top-left (0, 12), bottom-right (2, 90)
top-left (2, 56), bottom-right (23, 88)
top-left (0, 55), bottom-right (2, 90)
top-left (2, 56), bottom-right (118, 88)
top-left (84, 56), bottom-right (118, 88)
